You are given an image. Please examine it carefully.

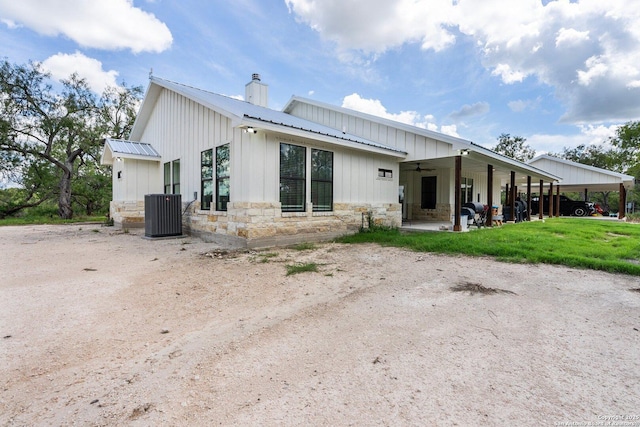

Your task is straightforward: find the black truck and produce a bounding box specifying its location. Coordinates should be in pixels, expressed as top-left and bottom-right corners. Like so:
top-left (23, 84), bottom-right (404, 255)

top-left (530, 195), bottom-right (594, 217)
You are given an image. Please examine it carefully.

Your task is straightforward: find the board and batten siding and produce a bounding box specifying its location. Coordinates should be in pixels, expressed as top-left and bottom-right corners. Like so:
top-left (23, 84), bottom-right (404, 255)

top-left (287, 102), bottom-right (454, 161)
top-left (138, 89), bottom-right (234, 203)
top-left (113, 159), bottom-right (158, 201)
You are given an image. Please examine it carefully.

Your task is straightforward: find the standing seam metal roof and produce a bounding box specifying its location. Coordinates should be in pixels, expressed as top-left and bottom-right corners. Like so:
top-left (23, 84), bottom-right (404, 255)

top-left (105, 138), bottom-right (161, 158)
top-left (149, 77), bottom-right (406, 156)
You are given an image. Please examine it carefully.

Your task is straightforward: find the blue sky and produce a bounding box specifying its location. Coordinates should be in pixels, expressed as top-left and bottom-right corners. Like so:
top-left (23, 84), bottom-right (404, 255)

top-left (1, 0), bottom-right (639, 154)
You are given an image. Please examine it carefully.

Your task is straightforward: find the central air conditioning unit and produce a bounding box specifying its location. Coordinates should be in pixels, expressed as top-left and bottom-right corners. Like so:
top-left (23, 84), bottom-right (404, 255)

top-left (145, 194), bottom-right (182, 238)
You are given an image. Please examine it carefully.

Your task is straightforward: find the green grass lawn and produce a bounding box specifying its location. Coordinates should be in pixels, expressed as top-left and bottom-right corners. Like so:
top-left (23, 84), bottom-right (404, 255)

top-left (338, 218), bottom-right (640, 276)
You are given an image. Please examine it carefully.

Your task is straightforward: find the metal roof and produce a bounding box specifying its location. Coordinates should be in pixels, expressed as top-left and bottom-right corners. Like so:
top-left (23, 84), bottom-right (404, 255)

top-left (105, 139), bottom-right (161, 158)
top-left (144, 77), bottom-right (406, 157)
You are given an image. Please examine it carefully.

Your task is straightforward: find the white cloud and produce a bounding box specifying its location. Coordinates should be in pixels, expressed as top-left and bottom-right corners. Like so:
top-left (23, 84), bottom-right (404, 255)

top-left (449, 102), bottom-right (490, 121)
top-left (508, 97), bottom-right (542, 113)
top-left (0, 0), bottom-right (172, 53)
top-left (527, 124), bottom-right (619, 153)
top-left (41, 52), bottom-right (118, 94)
top-left (440, 124), bottom-right (460, 138)
top-left (286, 0), bottom-right (640, 124)
top-left (341, 93), bottom-right (438, 130)
top-left (577, 55), bottom-right (608, 86)
top-left (286, 0), bottom-right (455, 54)
top-left (555, 27), bottom-right (590, 47)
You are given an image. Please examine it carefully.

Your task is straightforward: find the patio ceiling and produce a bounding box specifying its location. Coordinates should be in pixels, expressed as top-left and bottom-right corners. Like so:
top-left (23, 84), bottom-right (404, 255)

top-left (402, 151), bottom-right (560, 188)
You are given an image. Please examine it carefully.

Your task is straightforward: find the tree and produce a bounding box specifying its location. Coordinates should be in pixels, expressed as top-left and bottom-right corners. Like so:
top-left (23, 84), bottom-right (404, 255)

top-left (609, 121), bottom-right (640, 175)
top-left (557, 143), bottom-right (622, 172)
top-left (0, 59), bottom-right (142, 219)
top-left (492, 133), bottom-right (536, 162)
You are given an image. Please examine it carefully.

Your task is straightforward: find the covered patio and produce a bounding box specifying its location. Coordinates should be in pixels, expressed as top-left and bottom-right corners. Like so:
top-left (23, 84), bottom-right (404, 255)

top-left (398, 143), bottom-right (561, 232)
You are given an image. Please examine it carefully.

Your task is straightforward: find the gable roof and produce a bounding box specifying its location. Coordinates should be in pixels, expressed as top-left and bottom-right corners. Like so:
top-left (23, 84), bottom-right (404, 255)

top-left (129, 77), bottom-right (407, 158)
top-left (101, 138), bottom-right (161, 165)
top-left (528, 154), bottom-right (635, 190)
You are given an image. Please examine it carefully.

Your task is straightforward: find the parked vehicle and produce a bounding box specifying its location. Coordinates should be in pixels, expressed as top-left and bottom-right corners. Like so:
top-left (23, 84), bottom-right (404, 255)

top-left (530, 195), bottom-right (595, 217)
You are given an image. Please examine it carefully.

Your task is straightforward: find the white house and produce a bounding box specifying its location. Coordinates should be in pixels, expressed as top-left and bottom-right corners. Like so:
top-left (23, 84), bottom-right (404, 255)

top-left (101, 74), bottom-right (561, 248)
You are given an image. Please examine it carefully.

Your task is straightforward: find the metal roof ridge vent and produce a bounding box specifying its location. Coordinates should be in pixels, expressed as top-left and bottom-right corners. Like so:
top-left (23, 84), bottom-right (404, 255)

top-left (245, 73), bottom-right (268, 108)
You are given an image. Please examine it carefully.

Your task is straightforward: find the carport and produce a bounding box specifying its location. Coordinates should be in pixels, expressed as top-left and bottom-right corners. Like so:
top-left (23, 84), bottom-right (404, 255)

top-left (527, 155), bottom-right (635, 219)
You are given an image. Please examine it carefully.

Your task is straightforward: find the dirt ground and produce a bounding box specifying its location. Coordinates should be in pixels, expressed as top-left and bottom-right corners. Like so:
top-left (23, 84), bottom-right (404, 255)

top-left (1, 224), bottom-right (639, 426)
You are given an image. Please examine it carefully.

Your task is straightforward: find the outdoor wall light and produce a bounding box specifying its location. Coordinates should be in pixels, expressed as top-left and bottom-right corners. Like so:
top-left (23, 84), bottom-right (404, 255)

top-left (116, 157), bottom-right (122, 162)
top-left (460, 149), bottom-right (470, 156)
top-left (244, 126), bottom-right (257, 134)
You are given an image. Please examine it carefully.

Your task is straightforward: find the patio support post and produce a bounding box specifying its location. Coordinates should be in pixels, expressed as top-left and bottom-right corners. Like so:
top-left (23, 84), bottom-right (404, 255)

top-left (584, 188), bottom-right (588, 202)
top-left (548, 183), bottom-right (554, 217)
top-left (510, 171), bottom-right (516, 222)
top-left (487, 164), bottom-right (494, 226)
top-left (526, 176), bottom-right (532, 221)
top-left (619, 183), bottom-right (626, 219)
top-left (539, 180), bottom-right (544, 219)
top-left (454, 155), bottom-right (462, 231)
top-left (555, 185), bottom-right (561, 217)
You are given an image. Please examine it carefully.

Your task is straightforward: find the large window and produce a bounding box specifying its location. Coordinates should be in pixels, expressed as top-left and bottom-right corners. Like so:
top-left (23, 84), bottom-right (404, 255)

top-left (172, 159), bottom-right (181, 194)
top-left (421, 176), bottom-right (437, 209)
top-left (164, 160), bottom-right (180, 194)
top-left (201, 149), bottom-right (213, 210)
top-left (216, 144), bottom-right (230, 211)
top-left (280, 143), bottom-right (306, 212)
top-left (311, 149), bottom-right (333, 212)
top-left (461, 177), bottom-right (474, 204)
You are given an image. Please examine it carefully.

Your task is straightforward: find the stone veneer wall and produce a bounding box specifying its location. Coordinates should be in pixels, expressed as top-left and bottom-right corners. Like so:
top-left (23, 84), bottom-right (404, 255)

top-left (410, 202), bottom-right (451, 221)
top-left (110, 201), bottom-right (145, 228)
top-left (185, 201), bottom-right (402, 249)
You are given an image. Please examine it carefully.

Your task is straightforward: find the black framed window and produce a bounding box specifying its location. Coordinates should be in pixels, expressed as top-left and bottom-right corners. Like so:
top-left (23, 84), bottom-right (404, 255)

top-left (172, 159), bottom-right (180, 194)
top-left (280, 143), bottom-right (306, 212)
top-left (163, 162), bottom-right (171, 194)
top-left (311, 149), bottom-right (333, 212)
top-left (216, 144), bottom-right (230, 211)
top-left (461, 177), bottom-right (474, 204)
top-left (201, 149), bottom-right (213, 210)
top-left (421, 176), bottom-right (437, 209)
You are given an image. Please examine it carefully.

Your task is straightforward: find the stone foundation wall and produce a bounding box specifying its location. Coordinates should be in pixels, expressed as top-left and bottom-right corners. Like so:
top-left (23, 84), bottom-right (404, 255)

top-left (410, 202), bottom-right (451, 221)
top-left (111, 199), bottom-right (402, 248)
top-left (109, 201), bottom-right (145, 228)
top-left (185, 201), bottom-right (402, 249)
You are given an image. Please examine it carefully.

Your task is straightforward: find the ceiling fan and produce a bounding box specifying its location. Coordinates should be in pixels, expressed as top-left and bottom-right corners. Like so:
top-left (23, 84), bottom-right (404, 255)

top-left (414, 163), bottom-right (434, 172)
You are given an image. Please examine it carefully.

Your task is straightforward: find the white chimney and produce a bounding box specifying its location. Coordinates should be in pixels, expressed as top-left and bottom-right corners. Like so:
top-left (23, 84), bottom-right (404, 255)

top-left (245, 73), bottom-right (268, 107)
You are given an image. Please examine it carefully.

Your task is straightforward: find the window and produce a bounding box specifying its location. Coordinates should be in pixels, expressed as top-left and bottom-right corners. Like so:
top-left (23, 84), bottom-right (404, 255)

top-left (378, 168), bottom-right (393, 178)
top-left (163, 162), bottom-right (171, 193)
top-left (280, 143), bottom-right (306, 212)
top-left (201, 149), bottom-right (213, 210)
top-left (311, 149), bottom-right (333, 212)
top-left (216, 144), bottom-right (230, 211)
top-left (421, 176), bottom-right (437, 209)
top-left (172, 159), bottom-right (181, 194)
top-left (461, 177), bottom-right (473, 204)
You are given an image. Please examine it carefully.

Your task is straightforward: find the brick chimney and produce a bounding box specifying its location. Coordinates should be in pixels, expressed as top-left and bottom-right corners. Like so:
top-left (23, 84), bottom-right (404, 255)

top-left (245, 73), bottom-right (268, 107)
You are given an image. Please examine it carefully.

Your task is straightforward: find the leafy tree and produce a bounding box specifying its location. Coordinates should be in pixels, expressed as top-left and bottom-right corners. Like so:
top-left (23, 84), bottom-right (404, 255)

top-left (492, 133), bottom-right (536, 162)
top-left (0, 59), bottom-right (142, 219)
top-left (609, 121), bottom-right (640, 210)
top-left (609, 121), bottom-right (640, 175)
